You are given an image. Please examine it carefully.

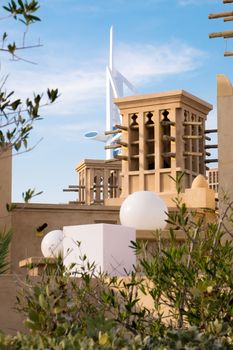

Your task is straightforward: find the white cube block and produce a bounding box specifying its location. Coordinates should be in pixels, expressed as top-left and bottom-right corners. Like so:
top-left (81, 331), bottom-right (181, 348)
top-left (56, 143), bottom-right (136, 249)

top-left (63, 224), bottom-right (136, 276)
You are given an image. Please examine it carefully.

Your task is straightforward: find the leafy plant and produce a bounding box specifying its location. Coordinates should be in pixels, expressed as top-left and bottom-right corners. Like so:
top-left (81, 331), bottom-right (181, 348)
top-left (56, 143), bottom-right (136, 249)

top-left (9, 175), bottom-right (233, 348)
top-left (0, 230), bottom-right (12, 274)
top-left (131, 174), bottom-right (233, 336)
top-left (0, 327), bottom-right (232, 349)
top-left (0, 0), bottom-right (59, 156)
top-left (0, 0), bottom-right (59, 274)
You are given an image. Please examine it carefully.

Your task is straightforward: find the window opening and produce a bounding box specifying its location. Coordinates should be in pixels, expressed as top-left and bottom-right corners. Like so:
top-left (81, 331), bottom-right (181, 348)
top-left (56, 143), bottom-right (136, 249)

top-left (161, 110), bottom-right (171, 168)
top-left (145, 112), bottom-right (155, 170)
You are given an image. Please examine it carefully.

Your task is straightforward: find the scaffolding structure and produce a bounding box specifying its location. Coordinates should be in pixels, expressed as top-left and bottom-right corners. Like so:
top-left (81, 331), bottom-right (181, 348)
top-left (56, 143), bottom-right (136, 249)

top-left (209, 0), bottom-right (233, 56)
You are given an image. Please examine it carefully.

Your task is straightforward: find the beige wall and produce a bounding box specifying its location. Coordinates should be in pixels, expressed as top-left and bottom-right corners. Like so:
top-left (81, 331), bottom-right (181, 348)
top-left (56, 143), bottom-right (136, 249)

top-left (0, 150), bottom-right (12, 230)
top-left (0, 274), bottom-right (155, 335)
top-left (217, 75), bottom-right (233, 238)
top-left (217, 75), bottom-right (233, 201)
top-left (0, 275), bottom-right (26, 334)
top-left (11, 203), bottom-right (120, 274)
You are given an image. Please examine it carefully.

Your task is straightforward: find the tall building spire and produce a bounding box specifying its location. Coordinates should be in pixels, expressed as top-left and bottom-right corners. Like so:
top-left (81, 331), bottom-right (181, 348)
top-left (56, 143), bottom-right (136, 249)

top-left (85, 26), bottom-right (136, 159)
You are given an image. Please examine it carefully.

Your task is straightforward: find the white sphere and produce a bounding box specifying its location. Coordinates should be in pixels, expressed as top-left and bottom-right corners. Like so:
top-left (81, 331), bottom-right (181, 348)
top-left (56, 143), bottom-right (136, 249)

top-left (120, 191), bottom-right (167, 230)
top-left (41, 230), bottom-right (63, 258)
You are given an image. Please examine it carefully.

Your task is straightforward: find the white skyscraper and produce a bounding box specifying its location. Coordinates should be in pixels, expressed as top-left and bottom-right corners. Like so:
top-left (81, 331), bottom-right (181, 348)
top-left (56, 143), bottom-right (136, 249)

top-left (85, 26), bottom-right (136, 159)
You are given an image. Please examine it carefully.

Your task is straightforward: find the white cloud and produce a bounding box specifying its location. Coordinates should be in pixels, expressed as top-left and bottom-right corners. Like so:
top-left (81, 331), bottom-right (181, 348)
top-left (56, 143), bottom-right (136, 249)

top-left (2, 40), bottom-right (206, 119)
top-left (3, 64), bottom-right (105, 116)
top-left (177, 0), bottom-right (216, 6)
top-left (116, 41), bottom-right (205, 85)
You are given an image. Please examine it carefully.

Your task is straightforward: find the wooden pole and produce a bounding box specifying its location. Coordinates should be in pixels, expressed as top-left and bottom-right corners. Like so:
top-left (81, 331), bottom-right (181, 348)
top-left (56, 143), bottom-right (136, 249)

top-left (224, 16), bottom-right (233, 22)
top-left (114, 124), bottom-right (128, 131)
top-left (209, 29), bottom-right (233, 38)
top-left (224, 51), bottom-right (233, 56)
top-left (209, 11), bottom-right (233, 19)
top-left (205, 129), bottom-right (218, 134)
top-left (105, 129), bottom-right (121, 135)
top-left (223, 0), bottom-right (233, 3)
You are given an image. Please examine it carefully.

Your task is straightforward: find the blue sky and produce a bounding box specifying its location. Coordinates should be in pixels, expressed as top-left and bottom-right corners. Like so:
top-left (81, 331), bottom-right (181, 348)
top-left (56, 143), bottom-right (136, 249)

top-left (5, 0), bottom-right (232, 203)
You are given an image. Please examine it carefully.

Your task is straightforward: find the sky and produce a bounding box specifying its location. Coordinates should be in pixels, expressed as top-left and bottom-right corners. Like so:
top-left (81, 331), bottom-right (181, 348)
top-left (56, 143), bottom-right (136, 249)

top-left (3, 0), bottom-right (233, 203)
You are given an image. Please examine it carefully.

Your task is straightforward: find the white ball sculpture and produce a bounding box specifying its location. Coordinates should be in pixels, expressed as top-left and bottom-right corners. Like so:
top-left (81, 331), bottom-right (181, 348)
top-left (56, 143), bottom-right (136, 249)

top-left (120, 191), bottom-right (168, 230)
top-left (41, 230), bottom-right (63, 258)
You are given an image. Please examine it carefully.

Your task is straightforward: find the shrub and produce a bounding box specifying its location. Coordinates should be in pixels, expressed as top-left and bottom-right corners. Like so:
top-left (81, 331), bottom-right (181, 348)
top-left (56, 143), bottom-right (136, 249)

top-left (0, 327), bottom-right (232, 350)
top-left (7, 176), bottom-right (233, 348)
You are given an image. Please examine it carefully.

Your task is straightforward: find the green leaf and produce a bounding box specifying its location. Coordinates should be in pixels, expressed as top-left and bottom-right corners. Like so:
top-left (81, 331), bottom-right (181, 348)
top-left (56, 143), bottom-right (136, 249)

top-left (7, 42), bottom-right (16, 55)
top-left (0, 230), bottom-right (12, 274)
top-left (6, 203), bottom-right (16, 212)
top-left (38, 293), bottom-right (47, 310)
top-left (11, 99), bottom-right (21, 110)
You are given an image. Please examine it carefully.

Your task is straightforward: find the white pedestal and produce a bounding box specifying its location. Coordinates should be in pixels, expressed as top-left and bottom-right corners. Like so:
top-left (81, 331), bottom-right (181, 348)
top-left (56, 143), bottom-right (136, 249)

top-left (63, 224), bottom-right (136, 276)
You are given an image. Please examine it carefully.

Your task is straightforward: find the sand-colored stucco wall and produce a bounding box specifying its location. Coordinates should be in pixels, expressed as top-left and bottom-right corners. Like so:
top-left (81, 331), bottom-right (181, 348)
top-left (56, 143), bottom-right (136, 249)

top-left (217, 75), bottom-right (233, 201)
top-left (10, 203), bottom-right (120, 274)
top-left (0, 275), bottom-right (26, 334)
top-left (0, 151), bottom-right (12, 230)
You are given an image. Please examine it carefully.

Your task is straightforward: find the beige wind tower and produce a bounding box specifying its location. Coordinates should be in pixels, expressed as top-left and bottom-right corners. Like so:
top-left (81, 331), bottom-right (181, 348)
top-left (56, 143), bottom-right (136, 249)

top-left (113, 90), bottom-right (213, 199)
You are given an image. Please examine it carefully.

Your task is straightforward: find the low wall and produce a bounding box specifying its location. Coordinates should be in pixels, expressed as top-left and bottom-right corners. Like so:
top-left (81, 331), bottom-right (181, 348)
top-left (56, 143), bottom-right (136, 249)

top-left (0, 273), bottom-right (155, 335)
top-left (11, 203), bottom-right (120, 274)
top-left (0, 275), bottom-right (26, 335)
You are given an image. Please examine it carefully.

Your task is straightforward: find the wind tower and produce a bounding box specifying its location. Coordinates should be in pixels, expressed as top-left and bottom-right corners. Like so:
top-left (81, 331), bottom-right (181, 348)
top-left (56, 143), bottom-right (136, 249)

top-left (113, 90), bottom-right (213, 200)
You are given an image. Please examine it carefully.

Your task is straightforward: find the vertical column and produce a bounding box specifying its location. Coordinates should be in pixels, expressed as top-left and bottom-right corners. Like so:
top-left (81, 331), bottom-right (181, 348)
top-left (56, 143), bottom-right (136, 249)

top-left (87, 166), bottom-right (95, 205)
top-left (155, 107), bottom-right (161, 191)
top-left (175, 107), bottom-right (184, 169)
top-left (138, 111), bottom-right (145, 190)
top-left (169, 107), bottom-right (177, 192)
top-left (79, 170), bottom-right (84, 203)
top-left (121, 112), bottom-right (130, 198)
top-left (217, 75), bottom-right (233, 228)
top-left (183, 109), bottom-right (192, 188)
top-left (0, 149), bottom-right (12, 230)
top-left (103, 167), bottom-right (109, 200)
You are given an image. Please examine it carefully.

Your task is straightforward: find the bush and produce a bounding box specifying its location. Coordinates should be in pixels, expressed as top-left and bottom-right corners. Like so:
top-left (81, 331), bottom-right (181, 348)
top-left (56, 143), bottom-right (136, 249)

top-left (0, 327), bottom-right (232, 350)
top-left (3, 176), bottom-right (233, 348)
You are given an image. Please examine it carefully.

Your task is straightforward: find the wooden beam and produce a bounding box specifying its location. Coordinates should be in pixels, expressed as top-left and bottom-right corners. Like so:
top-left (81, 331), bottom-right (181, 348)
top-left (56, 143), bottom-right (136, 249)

top-left (209, 11), bottom-right (233, 19)
top-left (223, 0), bottom-right (233, 4)
top-left (162, 135), bottom-right (176, 141)
top-left (160, 120), bottom-right (175, 126)
top-left (224, 16), bottom-right (233, 22)
top-left (105, 129), bottom-right (121, 135)
top-left (104, 142), bottom-right (128, 149)
top-left (114, 124), bottom-right (128, 131)
top-left (209, 29), bottom-right (233, 38)
top-left (183, 135), bottom-right (203, 140)
top-left (183, 152), bottom-right (203, 157)
top-left (205, 145), bottom-right (218, 149)
top-left (205, 136), bottom-right (211, 141)
top-left (161, 152), bottom-right (176, 158)
top-left (114, 154), bottom-right (128, 161)
top-left (104, 144), bottom-right (121, 150)
top-left (183, 121), bottom-right (202, 125)
top-left (224, 51), bottom-right (233, 56)
top-left (117, 141), bottom-right (128, 147)
top-left (205, 159), bottom-right (218, 164)
top-left (205, 129), bottom-right (217, 134)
